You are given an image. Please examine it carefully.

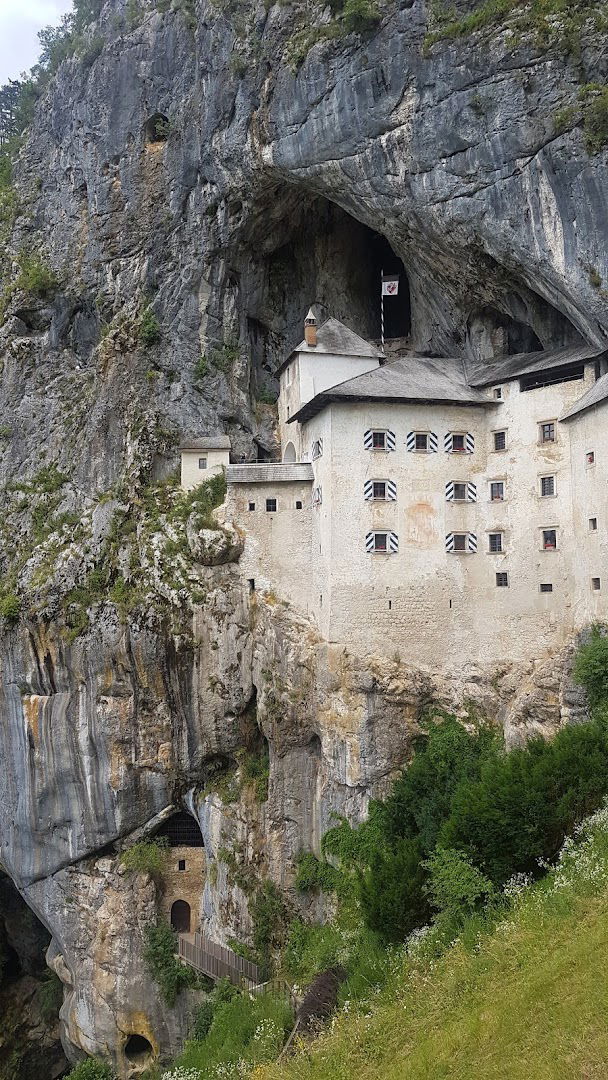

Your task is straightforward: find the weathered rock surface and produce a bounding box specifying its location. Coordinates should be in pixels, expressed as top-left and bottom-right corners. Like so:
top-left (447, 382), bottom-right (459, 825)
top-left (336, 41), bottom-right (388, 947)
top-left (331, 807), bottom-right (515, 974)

top-left (0, 0), bottom-right (603, 1072)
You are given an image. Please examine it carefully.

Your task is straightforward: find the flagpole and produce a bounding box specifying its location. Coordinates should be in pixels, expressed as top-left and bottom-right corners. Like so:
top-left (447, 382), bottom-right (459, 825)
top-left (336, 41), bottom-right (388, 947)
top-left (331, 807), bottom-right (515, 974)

top-left (380, 267), bottom-right (384, 349)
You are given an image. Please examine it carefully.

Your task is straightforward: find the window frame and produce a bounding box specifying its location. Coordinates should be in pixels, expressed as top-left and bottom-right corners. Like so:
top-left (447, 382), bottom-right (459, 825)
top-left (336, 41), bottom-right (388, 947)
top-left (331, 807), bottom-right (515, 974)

top-left (248, 501), bottom-right (256, 512)
top-left (592, 577), bottom-right (601, 591)
top-left (540, 475), bottom-right (556, 497)
top-left (539, 420), bottom-right (556, 444)
top-left (373, 532), bottom-right (388, 552)
top-left (489, 480), bottom-right (505, 502)
top-left (496, 572), bottom-right (509, 587)
top-left (586, 450), bottom-right (595, 467)
top-left (493, 430), bottom-right (507, 452)
top-left (372, 481), bottom-right (387, 501)
top-left (371, 430), bottom-right (387, 451)
top-left (414, 432), bottom-right (428, 452)
top-left (450, 433), bottom-right (466, 453)
top-left (541, 528), bottom-right (557, 551)
top-left (589, 517), bottom-right (598, 532)
top-left (453, 533), bottom-right (467, 552)
top-left (295, 500), bottom-right (303, 510)
top-left (452, 481), bottom-right (467, 502)
top-left (488, 532), bottom-right (504, 553)
top-left (198, 457), bottom-right (208, 470)
top-left (265, 498), bottom-right (277, 513)
top-left (493, 387), bottom-right (503, 400)
top-left (540, 583), bottom-right (553, 593)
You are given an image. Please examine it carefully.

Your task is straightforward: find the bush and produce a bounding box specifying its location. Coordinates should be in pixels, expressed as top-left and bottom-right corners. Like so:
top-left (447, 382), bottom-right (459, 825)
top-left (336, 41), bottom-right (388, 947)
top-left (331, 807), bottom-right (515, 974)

top-left (341, 0), bottom-right (380, 32)
top-left (143, 923), bottom-right (197, 1006)
top-left (38, 969), bottom-right (63, 1021)
top-left (0, 592), bottom-right (20, 623)
top-left (176, 991), bottom-right (292, 1076)
top-left (120, 839), bottom-right (168, 876)
top-left (573, 628), bottom-right (608, 711)
top-left (65, 1060), bottom-right (115, 1080)
top-left (139, 307), bottom-right (161, 347)
top-left (359, 837), bottom-right (430, 944)
top-left (295, 853), bottom-right (342, 895)
top-left (423, 847), bottom-right (495, 922)
top-left (15, 253), bottom-right (58, 298)
top-left (250, 881), bottom-right (290, 975)
top-left (193, 355), bottom-right (207, 382)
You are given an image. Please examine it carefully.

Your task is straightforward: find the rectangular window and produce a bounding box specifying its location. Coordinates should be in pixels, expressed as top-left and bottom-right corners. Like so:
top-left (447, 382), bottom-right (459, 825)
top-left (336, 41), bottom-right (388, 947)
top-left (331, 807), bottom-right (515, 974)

top-left (248, 502), bottom-right (255, 511)
top-left (415, 433), bottom-right (428, 451)
top-left (496, 572), bottom-right (509, 587)
top-left (285, 366), bottom-right (291, 385)
top-left (373, 533), bottom-right (388, 552)
top-left (266, 498), bottom-right (277, 512)
top-left (542, 529), bottom-right (557, 550)
top-left (590, 517), bottom-right (598, 531)
top-left (452, 482), bottom-right (467, 501)
top-left (489, 533), bottom-right (503, 553)
top-left (494, 387), bottom-right (502, 399)
top-left (453, 533), bottom-right (467, 552)
top-left (295, 500), bottom-right (303, 510)
top-left (490, 481), bottom-right (504, 502)
top-left (540, 475), bottom-right (555, 497)
top-left (451, 434), bottom-right (466, 452)
top-left (199, 457), bottom-right (207, 469)
top-left (587, 451), bottom-right (595, 466)
top-left (592, 577), bottom-right (601, 591)
top-left (540, 422), bottom-right (555, 443)
top-left (540, 583), bottom-right (553, 593)
top-left (178, 859), bottom-right (186, 871)
top-left (493, 431), bottom-right (506, 451)
top-left (372, 431), bottom-right (386, 450)
top-left (373, 481), bottom-right (387, 500)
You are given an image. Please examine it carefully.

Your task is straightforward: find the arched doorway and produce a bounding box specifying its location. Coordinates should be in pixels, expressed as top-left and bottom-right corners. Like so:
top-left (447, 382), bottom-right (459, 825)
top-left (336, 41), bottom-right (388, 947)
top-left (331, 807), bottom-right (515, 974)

top-left (171, 899), bottom-right (191, 933)
top-left (283, 441), bottom-right (296, 463)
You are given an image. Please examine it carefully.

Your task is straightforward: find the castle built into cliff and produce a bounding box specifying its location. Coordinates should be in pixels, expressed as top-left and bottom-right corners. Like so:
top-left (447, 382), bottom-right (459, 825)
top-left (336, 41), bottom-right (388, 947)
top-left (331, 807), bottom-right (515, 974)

top-left (185, 312), bottom-right (608, 670)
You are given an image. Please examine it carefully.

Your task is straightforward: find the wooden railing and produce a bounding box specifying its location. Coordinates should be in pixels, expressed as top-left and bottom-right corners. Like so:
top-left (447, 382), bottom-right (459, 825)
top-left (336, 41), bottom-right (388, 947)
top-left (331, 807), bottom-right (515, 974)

top-left (179, 931), bottom-right (262, 987)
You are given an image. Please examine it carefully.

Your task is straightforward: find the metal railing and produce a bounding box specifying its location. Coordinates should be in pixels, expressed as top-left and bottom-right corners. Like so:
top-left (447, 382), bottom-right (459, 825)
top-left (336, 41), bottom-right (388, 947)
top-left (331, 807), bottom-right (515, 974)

top-left (179, 931), bottom-right (262, 987)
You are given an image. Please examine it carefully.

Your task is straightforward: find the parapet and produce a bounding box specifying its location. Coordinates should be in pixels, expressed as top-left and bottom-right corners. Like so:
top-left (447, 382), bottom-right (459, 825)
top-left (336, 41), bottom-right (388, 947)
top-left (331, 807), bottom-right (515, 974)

top-left (227, 464), bottom-right (314, 484)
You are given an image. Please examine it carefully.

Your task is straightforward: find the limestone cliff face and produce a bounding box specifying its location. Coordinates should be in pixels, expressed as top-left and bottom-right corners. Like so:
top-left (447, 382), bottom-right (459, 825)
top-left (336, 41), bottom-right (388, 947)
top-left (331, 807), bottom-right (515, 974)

top-left (0, 0), bottom-right (604, 1073)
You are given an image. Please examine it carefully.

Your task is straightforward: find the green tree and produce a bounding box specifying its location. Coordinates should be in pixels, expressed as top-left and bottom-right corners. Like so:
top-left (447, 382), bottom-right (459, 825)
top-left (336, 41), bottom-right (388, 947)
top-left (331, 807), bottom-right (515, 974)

top-left (359, 838), bottom-right (430, 944)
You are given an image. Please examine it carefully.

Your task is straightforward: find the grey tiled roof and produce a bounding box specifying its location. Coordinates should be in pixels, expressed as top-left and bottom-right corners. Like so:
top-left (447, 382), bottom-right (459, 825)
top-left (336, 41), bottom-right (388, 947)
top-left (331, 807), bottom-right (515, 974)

top-left (227, 464), bottom-right (314, 483)
top-left (560, 371), bottom-right (608, 421)
top-left (289, 355), bottom-right (495, 423)
top-left (466, 344), bottom-right (603, 388)
top-left (277, 317), bottom-right (384, 374)
top-left (180, 436), bottom-right (232, 450)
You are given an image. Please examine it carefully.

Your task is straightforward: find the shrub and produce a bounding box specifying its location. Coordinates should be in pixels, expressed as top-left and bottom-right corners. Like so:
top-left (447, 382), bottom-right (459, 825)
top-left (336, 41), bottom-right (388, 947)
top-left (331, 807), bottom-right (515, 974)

top-left (573, 628), bottom-right (608, 711)
top-left (250, 881), bottom-right (290, 975)
top-left (341, 0), bottom-right (381, 33)
top-left (423, 847), bottom-right (495, 922)
top-left (120, 839), bottom-right (168, 877)
top-left (239, 746), bottom-right (270, 802)
top-left (580, 85), bottom-right (608, 153)
top-left (295, 853), bottom-right (342, 895)
top-left (143, 923), bottom-right (197, 1006)
top-left (175, 991), bottom-right (292, 1076)
top-left (359, 837), bottom-right (430, 944)
top-left (139, 307), bottom-right (161, 347)
top-left (193, 355), bottom-right (207, 382)
top-left (38, 970), bottom-right (63, 1021)
top-left (0, 592), bottom-right (20, 623)
top-left (65, 1060), bottom-right (115, 1080)
top-left (15, 253), bottom-right (58, 298)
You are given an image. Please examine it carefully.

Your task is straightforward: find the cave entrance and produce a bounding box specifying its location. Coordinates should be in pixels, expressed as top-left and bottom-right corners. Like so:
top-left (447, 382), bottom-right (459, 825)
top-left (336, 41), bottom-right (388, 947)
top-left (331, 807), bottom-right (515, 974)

top-left (243, 190), bottom-right (412, 382)
top-left (170, 900), bottom-right (191, 934)
top-left (156, 811), bottom-right (204, 847)
top-left (124, 1033), bottom-right (154, 1065)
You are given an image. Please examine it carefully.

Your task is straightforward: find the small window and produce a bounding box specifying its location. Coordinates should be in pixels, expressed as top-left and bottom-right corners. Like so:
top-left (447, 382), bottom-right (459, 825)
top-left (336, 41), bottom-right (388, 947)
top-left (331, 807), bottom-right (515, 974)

top-left (372, 431), bottom-right (386, 450)
top-left (586, 451), bottom-right (595, 466)
top-left (415, 433), bottom-right (428, 451)
top-left (592, 577), bottom-right (601, 591)
top-left (540, 583), bottom-right (553, 593)
top-left (373, 481), bottom-right (387, 500)
top-left (540, 476), bottom-right (555, 497)
top-left (248, 578), bottom-right (255, 592)
top-left (590, 517), bottom-right (598, 531)
top-left (285, 366), bottom-right (291, 386)
top-left (178, 859), bottom-right (186, 871)
top-left (248, 502), bottom-right (255, 511)
top-left (452, 482), bottom-right (467, 501)
top-left (295, 500), bottom-right (303, 510)
top-left (493, 431), bottom-right (506, 451)
top-left (287, 406), bottom-right (290, 418)
top-left (489, 533), bottom-right (503, 553)
top-left (453, 533), bottom-right (467, 551)
top-left (373, 532), bottom-right (387, 551)
top-left (542, 529), bottom-right (557, 550)
top-left (451, 434), bottom-right (466, 452)
top-left (266, 498), bottom-right (277, 512)
top-left (494, 387), bottom-right (502, 399)
top-left (199, 457), bottom-right (208, 470)
top-left (496, 572), bottom-right (509, 587)
top-left (540, 422), bottom-right (555, 443)
top-left (490, 481), bottom-right (504, 502)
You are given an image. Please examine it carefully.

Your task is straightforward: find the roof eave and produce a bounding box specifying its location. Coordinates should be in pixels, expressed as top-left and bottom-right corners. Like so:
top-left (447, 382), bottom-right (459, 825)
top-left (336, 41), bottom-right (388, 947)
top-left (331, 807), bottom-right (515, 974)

top-left (288, 393), bottom-right (497, 424)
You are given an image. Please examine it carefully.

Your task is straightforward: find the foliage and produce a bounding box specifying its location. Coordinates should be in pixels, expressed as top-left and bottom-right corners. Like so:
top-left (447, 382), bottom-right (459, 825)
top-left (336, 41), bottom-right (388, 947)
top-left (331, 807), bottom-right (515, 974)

top-left (193, 355), bottom-right (208, 382)
top-left (250, 881), bottom-right (291, 976)
top-left (209, 339), bottom-right (240, 374)
top-left (120, 839), bottom-right (168, 877)
top-left (423, 847), bottom-right (495, 923)
top-left (143, 922), bottom-right (197, 1006)
top-left (65, 1060), bottom-right (115, 1080)
top-left (580, 84), bottom-right (608, 152)
top-left (359, 837), bottom-right (431, 944)
top-left (295, 853), bottom-right (343, 896)
top-left (139, 307), bottom-right (161, 347)
top-left (239, 745), bottom-right (270, 802)
top-left (0, 592), bottom-right (20, 623)
top-left (15, 253), bottom-right (58, 298)
top-left (256, 387), bottom-right (277, 406)
top-left (341, 0), bottom-right (381, 33)
top-left (424, 0), bottom-right (608, 55)
top-left (38, 969), bottom-right (64, 1021)
top-left (174, 990), bottom-right (292, 1077)
top-left (574, 627), bottom-right (608, 709)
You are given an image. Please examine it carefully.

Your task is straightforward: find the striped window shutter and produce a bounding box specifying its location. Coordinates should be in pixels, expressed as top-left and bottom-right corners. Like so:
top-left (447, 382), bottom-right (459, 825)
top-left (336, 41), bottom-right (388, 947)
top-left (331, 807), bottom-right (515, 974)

top-left (364, 430), bottom-right (373, 450)
top-left (445, 481), bottom-right (455, 501)
top-left (386, 430), bottom-right (396, 451)
top-left (364, 480), bottom-right (374, 500)
top-left (465, 432), bottom-right (474, 453)
top-left (366, 531), bottom-right (399, 552)
top-left (311, 438), bottom-right (323, 461)
top-left (312, 485), bottom-right (322, 506)
top-left (387, 480), bottom-right (397, 500)
top-left (467, 482), bottom-right (477, 502)
top-left (406, 431), bottom-right (416, 452)
top-left (445, 532), bottom-right (455, 551)
top-left (467, 532), bottom-right (477, 552)
top-left (444, 433), bottom-right (452, 452)
top-left (429, 432), bottom-right (438, 452)
top-left (365, 532), bottom-right (375, 552)
top-left (388, 531), bottom-right (399, 552)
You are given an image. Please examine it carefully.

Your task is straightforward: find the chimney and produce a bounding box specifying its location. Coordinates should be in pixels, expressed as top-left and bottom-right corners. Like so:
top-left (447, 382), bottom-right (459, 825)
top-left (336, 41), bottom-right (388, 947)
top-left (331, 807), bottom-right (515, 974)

top-left (304, 308), bottom-right (317, 348)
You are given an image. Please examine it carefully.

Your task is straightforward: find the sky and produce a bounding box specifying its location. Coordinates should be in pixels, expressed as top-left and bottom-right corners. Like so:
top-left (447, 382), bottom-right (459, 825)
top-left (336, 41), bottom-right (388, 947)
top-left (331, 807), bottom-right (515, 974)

top-left (0, 0), bottom-right (73, 83)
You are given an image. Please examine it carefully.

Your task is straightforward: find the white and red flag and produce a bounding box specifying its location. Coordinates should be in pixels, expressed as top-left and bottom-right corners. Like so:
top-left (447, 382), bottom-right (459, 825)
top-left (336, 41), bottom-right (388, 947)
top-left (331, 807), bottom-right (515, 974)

top-left (382, 275), bottom-right (399, 296)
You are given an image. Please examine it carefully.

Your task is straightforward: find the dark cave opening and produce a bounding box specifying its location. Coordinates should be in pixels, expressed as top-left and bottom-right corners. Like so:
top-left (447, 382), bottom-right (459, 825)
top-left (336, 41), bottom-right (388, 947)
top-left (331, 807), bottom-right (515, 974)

top-left (124, 1033), bottom-right (153, 1064)
top-left (156, 810), bottom-right (204, 848)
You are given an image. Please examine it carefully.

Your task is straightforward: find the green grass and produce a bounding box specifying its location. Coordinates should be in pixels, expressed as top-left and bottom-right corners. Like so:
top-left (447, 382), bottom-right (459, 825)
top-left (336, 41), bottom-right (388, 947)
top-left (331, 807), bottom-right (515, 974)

top-left (256, 806), bottom-right (608, 1080)
top-left (174, 991), bottom-right (293, 1077)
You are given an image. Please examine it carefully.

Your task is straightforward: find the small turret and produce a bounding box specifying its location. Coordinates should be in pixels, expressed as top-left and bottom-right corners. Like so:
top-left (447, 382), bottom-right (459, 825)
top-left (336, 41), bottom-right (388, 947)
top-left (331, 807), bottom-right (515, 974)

top-left (304, 308), bottom-right (317, 348)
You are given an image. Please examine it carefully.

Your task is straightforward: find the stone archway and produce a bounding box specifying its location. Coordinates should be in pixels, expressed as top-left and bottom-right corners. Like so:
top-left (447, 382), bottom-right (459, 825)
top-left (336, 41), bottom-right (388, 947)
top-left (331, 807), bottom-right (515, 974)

top-left (283, 441), bottom-right (296, 463)
top-left (170, 899), bottom-right (191, 933)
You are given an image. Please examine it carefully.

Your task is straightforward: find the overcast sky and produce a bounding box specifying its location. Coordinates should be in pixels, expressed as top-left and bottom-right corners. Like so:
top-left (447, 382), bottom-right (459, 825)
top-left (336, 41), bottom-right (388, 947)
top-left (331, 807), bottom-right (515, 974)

top-left (0, 0), bottom-right (73, 83)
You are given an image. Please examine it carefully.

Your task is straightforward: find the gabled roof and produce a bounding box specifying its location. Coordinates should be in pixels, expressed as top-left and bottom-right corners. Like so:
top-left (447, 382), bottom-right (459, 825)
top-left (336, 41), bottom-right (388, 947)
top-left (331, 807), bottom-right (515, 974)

top-left (277, 317), bottom-right (384, 375)
top-left (289, 355), bottom-right (495, 424)
top-left (180, 436), bottom-right (232, 450)
top-left (560, 371), bottom-right (608, 422)
top-left (466, 343), bottom-right (603, 388)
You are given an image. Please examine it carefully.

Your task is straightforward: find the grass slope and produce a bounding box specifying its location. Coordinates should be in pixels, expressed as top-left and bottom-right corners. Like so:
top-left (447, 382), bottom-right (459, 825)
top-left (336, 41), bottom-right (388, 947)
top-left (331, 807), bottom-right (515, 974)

top-left (257, 813), bottom-right (608, 1080)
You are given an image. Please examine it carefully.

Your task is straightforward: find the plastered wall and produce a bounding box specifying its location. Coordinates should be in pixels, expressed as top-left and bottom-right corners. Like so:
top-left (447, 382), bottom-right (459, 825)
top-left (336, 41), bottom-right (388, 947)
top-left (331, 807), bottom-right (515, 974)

top-left (181, 449), bottom-right (230, 491)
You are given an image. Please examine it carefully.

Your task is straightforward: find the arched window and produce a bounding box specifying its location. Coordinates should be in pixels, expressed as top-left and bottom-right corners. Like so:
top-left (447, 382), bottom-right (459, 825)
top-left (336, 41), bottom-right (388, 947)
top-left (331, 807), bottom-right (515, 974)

top-left (156, 811), bottom-right (203, 847)
top-left (283, 441), bottom-right (296, 463)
